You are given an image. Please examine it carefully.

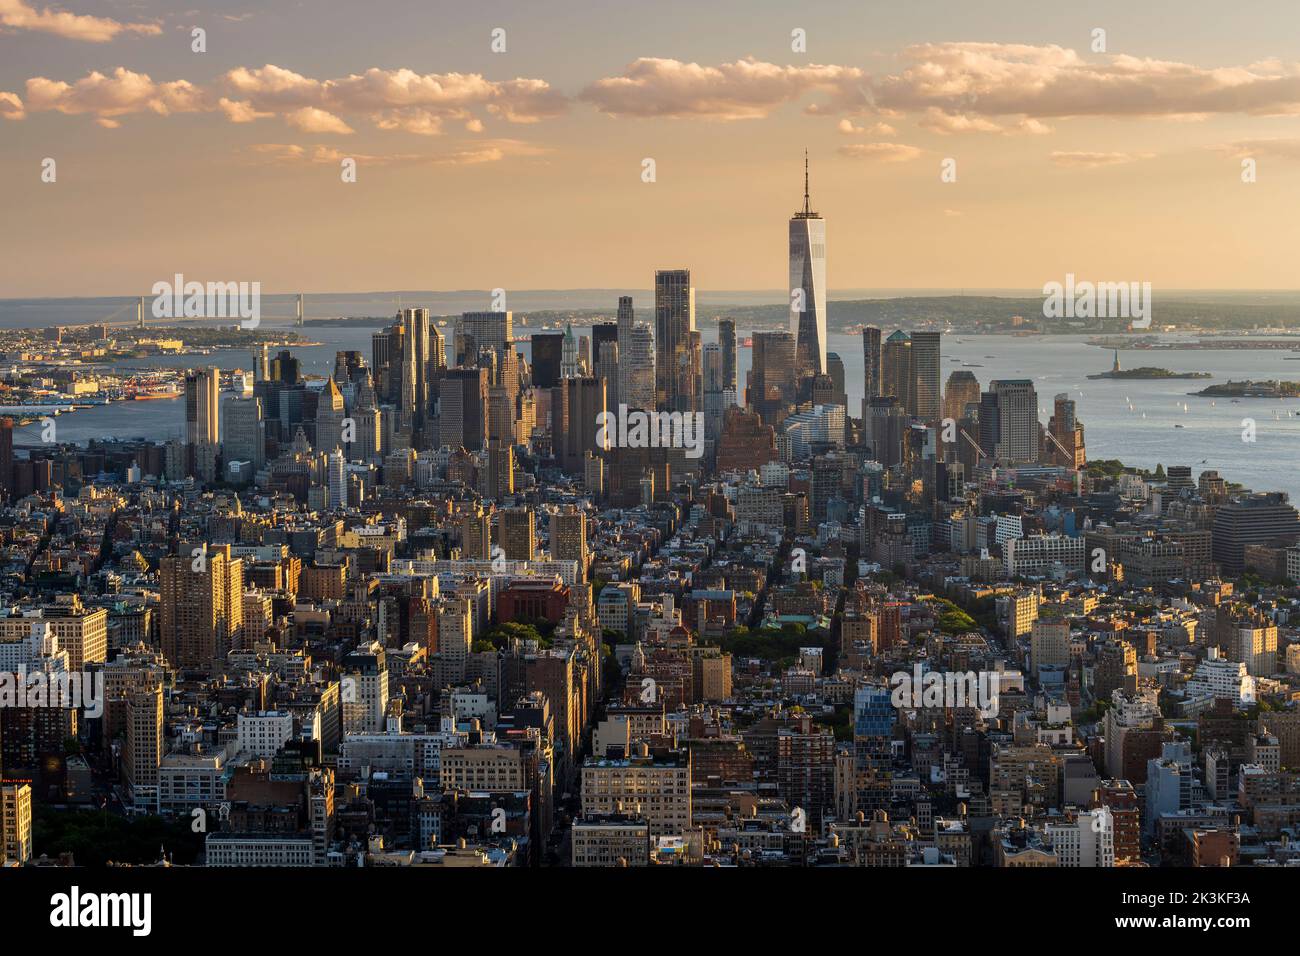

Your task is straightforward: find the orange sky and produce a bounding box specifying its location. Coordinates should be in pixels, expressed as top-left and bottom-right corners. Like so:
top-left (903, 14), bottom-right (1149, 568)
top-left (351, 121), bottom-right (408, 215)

top-left (2, 0), bottom-right (1300, 296)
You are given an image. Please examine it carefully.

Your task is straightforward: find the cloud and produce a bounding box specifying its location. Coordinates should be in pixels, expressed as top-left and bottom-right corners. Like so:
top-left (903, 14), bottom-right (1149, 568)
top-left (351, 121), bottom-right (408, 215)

top-left (873, 42), bottom-right (1300, 120)
top-left (24, 68), bottom-right (204, 119)
top-left (244, 138), bottom-right (549, 167)
top-left (13, 63), bottom-right (568, 132)
top-left (0, 90), bottom-right (24, 119)
top-left (217, 97), bottom-right (271, 123)
top-left (0, 0), bottom-right (160, 42)
top-left (222, 64), bottom-right (567, 126)
top-left (1212, 138), bottom-right (1300, 161)
top-left (916, 107), bottom-right (1052, 135)
top-left (837, 117), bottom-right (895, 135)
top-left (838, 142), bottom-right (923, 162)
top-left (1048, 150), bottom-right (1155, 168)
top-left (581, 57), bottom-right (865, 119)
top-left (284, 106), bottom-right (353, 134)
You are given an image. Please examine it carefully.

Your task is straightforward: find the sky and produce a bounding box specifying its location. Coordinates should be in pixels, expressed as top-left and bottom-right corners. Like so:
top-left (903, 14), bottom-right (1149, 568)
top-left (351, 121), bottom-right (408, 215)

top-left (2, 0), bottom-right (1300, 297)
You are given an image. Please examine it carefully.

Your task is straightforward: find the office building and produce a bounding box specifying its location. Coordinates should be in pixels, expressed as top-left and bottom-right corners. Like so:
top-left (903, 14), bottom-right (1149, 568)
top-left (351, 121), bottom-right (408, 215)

top-left (790, 155), bottom-right (828, 380)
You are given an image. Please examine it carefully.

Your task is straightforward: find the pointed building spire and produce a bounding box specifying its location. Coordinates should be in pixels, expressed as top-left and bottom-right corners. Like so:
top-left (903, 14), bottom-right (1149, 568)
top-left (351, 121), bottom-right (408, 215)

top-left (803, 148), bottom-right (811, 216)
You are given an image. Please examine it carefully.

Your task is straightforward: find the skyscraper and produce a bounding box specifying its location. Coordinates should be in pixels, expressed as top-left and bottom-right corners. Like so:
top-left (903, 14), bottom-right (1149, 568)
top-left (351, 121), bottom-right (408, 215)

top-left (501, 507), bottom-right (536, 561)
top-left (943, 370), bottom-right (981, 424)
top-left (790, 153), bottom-right (827, 381)
top-left (702, 342), bottom-right (726, 449)
top-left (862, 327), bottom-right (882, 403)
top-left (459, 311), bottom-right (513, 360)
top-left (622, 322), bottom-right (656, 411)
top-left (327, 447), bottom-right (347, 507)
top-left (186, 367), bottom-right (220, 446)
top-left (398, 308), bottom-right (430, 441)
top-left (986, 379), bottom-right (1039, 464)
top-left (223, 396), bottom-right (265, 474)
top-left (0, 417), bottom-right (13, 498)
top-left (186, 367), bottom-right (220, 481)
top-left (910, 331), bottom-right (942, 421)
top-left (749, 331), bottom-right (797, 427)
top-left (561, 375), bottom-right (608, 475)
top-left (881, 331), bottom-right (913, 415)
top-left (160, 544), bottom-right (244, 670)
top-left (531, 332), bottom-right (564, 390)
top-left (1047, 393), bottom-right (1086, 469)
top-left (439, 368), bottom-right (489, 451)
top-left (654, 269), bottom-right (697, 412)
top-left (552, 508), bottom-right (588, 579)
top-left (561, 324), bottom-right (581, 379)
top-left (718, 318), bottom-right (738, 394)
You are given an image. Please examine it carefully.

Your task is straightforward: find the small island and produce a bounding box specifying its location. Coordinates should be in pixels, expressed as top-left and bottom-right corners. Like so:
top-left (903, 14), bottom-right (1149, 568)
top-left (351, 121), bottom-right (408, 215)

top-left (1191, 380), bottom-right (1300, 398)
top-left (1087, 352), bottom-right (1210, 380)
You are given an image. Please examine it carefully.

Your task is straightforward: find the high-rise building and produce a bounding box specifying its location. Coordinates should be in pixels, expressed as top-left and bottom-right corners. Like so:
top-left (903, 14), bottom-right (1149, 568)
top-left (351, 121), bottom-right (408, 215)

top-left (595, 340), bottom-right (620, 411)
top-left (985, 380), bottom-right (1039, 464)
top-left (160, 544), bottom-right (244, 670)
top-left (561, 323), bottom-right (581, 379)
top-left (398, 308), bottom-right (431, 441)
top-left (125, 683), bottom-right (163, 810)
top-left (622, 322), bottom-right (656, 411)
top-left (459, 311), bottom-right (513, 360)
top-left (881, 331), bottom-right (913, 415)
top-left (749, 331), bottom-right (797, 427)
top-left (702, 342), bottom-right (726, 448)
top-left (462, 506), bottom-right (492, 560)
top-left (1046, 393), bottom-right (1087, 469)
top-left (185, 367), bottom-right (220, 480)
top-left (438, 368), bottom-right (489, 452)
top-left (314, 377), bottom-right (346, 452)
top-left (0, 417), bottom-right (13, 498)
top-left (561, 376), bottom-right (608, 475)
top-left (718, 318), bottom-right (738, 394)
top-left (862, 327), bottom-right (882, 406)
top-left (327, 447), bottom-right (346, 508)
top-left (654, 269), bottom-right (697, 412)
top-left (790, 153), bottom-right (828, 380)
top-left (867, 397), bottom-right (908, 468)
top-left (910, 331), bottom-right (942, 422)
top-left (0, 782), bottom-right (31, 864)
top-left (1211, 493), bottom-right (1300, 574)
top-left (826, 352), bottom-right (847, 410)
top-left (531, 332), bottom-right (565, 390)
top-left (342, 642), bottom-right (388, 734)
top-left (552, 508), bottom-right (588, 579)
top-left (501, 508), bottom-right (536, 561)
top-left (223, 396), bottom-right (265, 475)
top-left (486, 441), bottom-right (514, 500)
top-left (943, 370), bottom-right (981, 424)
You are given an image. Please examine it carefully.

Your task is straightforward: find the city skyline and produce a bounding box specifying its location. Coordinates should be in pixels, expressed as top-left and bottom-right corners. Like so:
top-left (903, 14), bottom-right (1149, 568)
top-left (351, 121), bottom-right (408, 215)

top-left (2, 1), bottom-right (1298, 918)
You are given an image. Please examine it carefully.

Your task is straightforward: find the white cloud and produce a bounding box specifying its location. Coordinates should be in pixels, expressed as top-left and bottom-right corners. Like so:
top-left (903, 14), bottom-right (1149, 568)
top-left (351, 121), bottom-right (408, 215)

top-left (581, 57), bottom-right (865, 120)
top-left (284, 106), bottom-right (353, 135)
top-left (0, 0), bottom-right (160, 42)
top-left (1048, 150), bottom-right (1155, 168)
top-left (0, 90), bottom-right (24, 119)
top-left (838, 142), bottom-right (923, 162)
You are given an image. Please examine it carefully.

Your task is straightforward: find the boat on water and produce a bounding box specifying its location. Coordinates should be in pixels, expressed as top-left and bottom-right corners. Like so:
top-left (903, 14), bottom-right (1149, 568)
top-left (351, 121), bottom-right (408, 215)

top-left (129, 386), bottom-right (180, 400)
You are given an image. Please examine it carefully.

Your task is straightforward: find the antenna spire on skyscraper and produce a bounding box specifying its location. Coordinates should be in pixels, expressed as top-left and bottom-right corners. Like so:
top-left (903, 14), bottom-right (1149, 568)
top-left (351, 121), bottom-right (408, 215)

top-left (803, 149), bottom-right (811, 216)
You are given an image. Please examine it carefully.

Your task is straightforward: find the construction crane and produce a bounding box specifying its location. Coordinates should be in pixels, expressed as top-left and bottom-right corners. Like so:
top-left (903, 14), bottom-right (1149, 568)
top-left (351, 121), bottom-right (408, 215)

top-left (959, 427), bottom-right (988, 461)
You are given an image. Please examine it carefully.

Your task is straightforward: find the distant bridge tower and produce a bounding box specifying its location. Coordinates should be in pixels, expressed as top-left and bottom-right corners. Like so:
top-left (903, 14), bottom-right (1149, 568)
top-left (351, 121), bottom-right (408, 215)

top-left (296, 293), bottom-right (304, 327)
